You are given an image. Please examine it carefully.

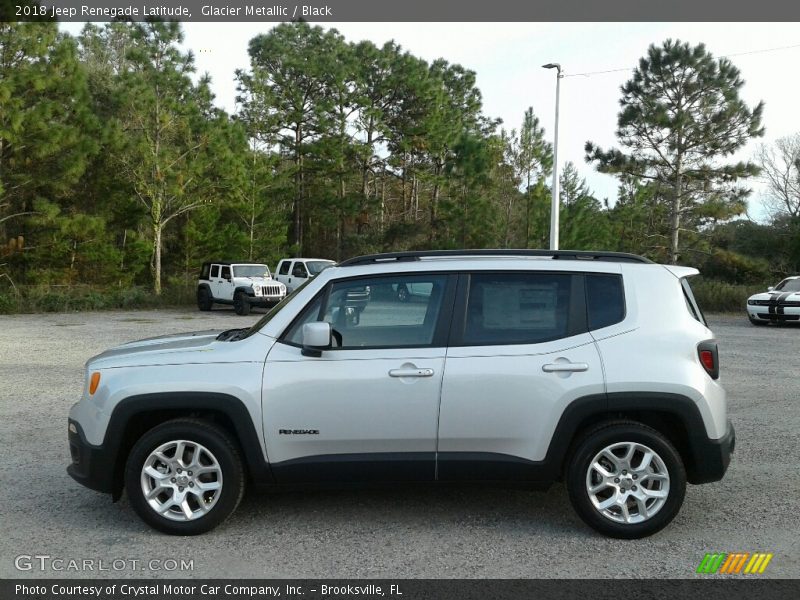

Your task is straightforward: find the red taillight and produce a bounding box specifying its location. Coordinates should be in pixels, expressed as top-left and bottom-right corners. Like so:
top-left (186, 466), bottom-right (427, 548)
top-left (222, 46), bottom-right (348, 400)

top-left (699, 350), bottom-right (714, 371)
top-left (697, 341), bottom-right (719, 379)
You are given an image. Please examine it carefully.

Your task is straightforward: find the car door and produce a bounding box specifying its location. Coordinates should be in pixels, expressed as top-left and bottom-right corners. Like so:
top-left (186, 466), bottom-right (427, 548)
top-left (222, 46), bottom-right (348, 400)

top-left (218, 265), bottom-right (234, 301)
top-left (275, 260), bottom-right (291, 287)
top-left (208, 264), bottom-right (223, 298)
top-left (437, 270), bottom-right (605, 482)
top-left (288, 261), bottom-right (309, 292)
top-left (262, 272), bottom-right (456, 483)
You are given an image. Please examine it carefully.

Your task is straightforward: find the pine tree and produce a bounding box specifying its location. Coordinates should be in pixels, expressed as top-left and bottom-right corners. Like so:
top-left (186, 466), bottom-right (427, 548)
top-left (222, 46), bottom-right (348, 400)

top-left (586, 40), bottom-right (764, 264)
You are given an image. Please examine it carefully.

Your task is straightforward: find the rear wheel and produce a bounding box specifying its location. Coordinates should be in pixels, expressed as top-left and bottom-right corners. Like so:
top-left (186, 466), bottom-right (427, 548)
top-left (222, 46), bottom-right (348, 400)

top-left (197, 288), bottom-right (213, 311)
top-left (233, 291), bottom-right (251, 316)
top-left (566, 421), bottom-right (686, 539)
top-left (124, 419), bottom-right (245, 535)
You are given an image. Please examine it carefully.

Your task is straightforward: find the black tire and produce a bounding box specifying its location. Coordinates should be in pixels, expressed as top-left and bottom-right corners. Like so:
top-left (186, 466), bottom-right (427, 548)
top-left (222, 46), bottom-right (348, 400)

top-left (566, 421), bottom-right (686, 539)
top-left (748, 317), bottom-right (767, 326)
top-left (233, 291), bottom-right (251, 316)
top-left (197, 287), bottom-right (213, 311)
top-left (124, 419), bottom-right (245, 535)
top-left (397, 284), bottom-right (409, 302)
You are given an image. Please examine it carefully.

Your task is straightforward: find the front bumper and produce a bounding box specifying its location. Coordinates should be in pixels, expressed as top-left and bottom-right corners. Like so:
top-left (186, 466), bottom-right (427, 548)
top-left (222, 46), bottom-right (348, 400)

top-left (67, 419), bottom-right (115, 494)
top-left (249, 297), bottom-right (284, 307)
top-left (747, 305), bottom-right (800, 322)
top-left (687, 420), bottom-right (735, 484)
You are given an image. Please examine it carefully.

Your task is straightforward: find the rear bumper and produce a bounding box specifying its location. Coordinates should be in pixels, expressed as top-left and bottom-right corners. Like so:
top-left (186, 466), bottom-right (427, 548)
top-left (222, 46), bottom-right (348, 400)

top-left (67, 419), bottom-right (114, 494)
top-left (688, 420), bottom-right (735, 484)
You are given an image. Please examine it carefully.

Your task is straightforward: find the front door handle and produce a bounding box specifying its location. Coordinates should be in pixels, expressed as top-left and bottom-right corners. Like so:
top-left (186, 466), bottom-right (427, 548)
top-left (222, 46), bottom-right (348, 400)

top-left (389, 368), bottom-right (434, 378)
top-left (542, 362), bottom-right (589, 373)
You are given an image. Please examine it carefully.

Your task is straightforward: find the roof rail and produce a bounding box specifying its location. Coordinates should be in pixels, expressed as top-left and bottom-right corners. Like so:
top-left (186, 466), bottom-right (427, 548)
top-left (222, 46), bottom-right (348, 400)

top-left (338, 249), bottom-right (653, 266)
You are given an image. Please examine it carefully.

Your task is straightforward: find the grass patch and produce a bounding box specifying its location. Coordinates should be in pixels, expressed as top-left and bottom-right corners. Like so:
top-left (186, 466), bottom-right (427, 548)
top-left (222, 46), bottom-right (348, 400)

top-left (0, 285), bottom-right (195, 315)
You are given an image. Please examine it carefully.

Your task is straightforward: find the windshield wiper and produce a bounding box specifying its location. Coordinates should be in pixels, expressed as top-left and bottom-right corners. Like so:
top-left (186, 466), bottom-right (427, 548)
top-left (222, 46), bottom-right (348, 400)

top-left (216, 328), bottom-right (249, 342)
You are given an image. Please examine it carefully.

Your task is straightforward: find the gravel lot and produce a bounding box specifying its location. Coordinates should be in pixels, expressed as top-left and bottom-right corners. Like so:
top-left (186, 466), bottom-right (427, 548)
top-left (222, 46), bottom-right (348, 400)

top-left (0, 308), bottom-right (798, 579)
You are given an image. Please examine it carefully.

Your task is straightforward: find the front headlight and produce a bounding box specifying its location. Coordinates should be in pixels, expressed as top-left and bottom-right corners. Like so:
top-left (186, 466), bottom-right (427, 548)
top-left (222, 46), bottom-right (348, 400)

top-left (747, 299), bottom-right (755, 305)
top-left (253, 286), bottom-right (262, 296)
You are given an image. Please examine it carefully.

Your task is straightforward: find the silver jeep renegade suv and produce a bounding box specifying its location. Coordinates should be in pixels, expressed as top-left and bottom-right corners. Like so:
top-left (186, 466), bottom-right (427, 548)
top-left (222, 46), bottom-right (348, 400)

top-left (68, 250), bottom-right (734, 538)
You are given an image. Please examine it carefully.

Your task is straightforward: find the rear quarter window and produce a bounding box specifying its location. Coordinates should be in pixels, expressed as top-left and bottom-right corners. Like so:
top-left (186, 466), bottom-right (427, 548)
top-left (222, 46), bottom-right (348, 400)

top-left (586, 274), bottom-right (625, 330)
top-left (681, 277), bottom-right (707, 325)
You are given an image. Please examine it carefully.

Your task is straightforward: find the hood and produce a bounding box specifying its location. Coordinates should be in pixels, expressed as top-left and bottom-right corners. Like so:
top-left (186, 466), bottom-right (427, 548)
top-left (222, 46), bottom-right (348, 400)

top-left (234, 276), bottom-right (277, 284)
top-left (87, 329), bottom-right (239, 370)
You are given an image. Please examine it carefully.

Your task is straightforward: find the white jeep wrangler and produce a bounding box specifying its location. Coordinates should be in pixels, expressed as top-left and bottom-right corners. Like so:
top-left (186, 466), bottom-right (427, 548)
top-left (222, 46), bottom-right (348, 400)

top-left (68, 250), bottom-right (734, 538)
top-left (196, 261), bottom-right (286, 315)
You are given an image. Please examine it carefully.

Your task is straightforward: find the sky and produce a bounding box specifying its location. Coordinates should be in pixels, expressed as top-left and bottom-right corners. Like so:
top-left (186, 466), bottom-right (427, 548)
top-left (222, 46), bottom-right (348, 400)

top-left (62, 21), bottom-right (800, 220)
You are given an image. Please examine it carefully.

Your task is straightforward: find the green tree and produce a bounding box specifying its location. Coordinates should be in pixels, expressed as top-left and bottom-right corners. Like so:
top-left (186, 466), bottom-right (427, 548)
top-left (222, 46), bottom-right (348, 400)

top-left (237, 23), bottom-right (344, 255)
top-left (115, 22), bottom-right (236, 294)
top-left (516, 108), bottom-right (553, 247)
top-left (558, 162), bottom-right (610, 250)
top-left (0, 22), bottom-right (97, 282)
top-left (586, 39), bottom-right (764, 264)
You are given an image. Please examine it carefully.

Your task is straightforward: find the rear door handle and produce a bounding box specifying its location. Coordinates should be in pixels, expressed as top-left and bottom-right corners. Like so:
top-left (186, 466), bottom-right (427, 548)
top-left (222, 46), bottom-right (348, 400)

top-left (542, 362), bottom-right (589, 373)
top-left (389, 368), bottom-right (434, 378)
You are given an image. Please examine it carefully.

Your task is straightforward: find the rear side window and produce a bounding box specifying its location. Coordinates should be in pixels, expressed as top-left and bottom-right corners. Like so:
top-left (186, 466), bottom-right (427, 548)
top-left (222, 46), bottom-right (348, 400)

top-left (199, 263), bottom-right (210, 280)
top-left (586, 274), bottom-right (625, 330)
top-left (210, 265), bottom-right (220, 278)
top-left (463, 272), bottom-right (572, 345)
top-left (279, 261), bottom-right (290, 275)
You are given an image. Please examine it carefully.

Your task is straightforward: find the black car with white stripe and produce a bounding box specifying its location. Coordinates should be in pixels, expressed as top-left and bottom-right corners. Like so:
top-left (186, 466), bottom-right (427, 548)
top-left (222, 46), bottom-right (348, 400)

top-left (746, 276), bottom-right (800, 325)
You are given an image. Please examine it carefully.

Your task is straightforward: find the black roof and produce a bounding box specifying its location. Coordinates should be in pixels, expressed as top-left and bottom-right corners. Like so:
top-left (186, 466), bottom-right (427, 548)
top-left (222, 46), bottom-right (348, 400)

top-left (338, 249), bottom-right (653, 267)
top-left (201, 261), bottom-right (267, 266)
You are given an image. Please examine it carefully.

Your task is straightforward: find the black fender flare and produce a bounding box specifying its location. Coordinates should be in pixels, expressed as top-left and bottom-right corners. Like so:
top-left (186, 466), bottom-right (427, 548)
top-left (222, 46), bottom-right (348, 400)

top-left (234, 285), bottom-right (256, 298)
top-left (103, 392), bottom-right (274, 496)
top-left (545, 392), bottom-right (727, 484)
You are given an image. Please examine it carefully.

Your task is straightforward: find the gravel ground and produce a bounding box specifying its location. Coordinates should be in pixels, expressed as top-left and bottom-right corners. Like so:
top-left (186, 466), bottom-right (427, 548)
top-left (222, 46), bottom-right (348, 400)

top-left (0, 308), bottom-right (798, 579)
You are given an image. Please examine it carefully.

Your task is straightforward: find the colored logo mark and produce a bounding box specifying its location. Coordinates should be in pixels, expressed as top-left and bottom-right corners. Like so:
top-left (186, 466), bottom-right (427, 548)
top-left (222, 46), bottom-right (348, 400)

top-left (696, 552), bottom-right (773, 574)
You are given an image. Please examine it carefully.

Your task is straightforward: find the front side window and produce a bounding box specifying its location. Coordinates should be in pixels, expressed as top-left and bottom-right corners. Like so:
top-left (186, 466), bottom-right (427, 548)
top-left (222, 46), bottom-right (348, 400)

top-left (292, 262), bottom-right (308, 278)
top-left (463, 272), bottom-right (572, 345)
top-left (220, 266), bottom-right (231, 279)
top-left (284, 275), bottom-right (449, 349)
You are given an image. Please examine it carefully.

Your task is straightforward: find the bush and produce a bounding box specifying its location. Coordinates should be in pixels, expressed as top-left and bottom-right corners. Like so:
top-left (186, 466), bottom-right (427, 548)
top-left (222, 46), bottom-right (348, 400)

top-left (690, 278), bottom-right (767, 313)
top-left (0, 285), bottom-right (194, 314)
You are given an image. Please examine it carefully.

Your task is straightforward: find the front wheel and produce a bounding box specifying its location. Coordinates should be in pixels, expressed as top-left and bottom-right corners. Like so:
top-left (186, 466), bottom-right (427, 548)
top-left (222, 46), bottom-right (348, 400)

top-left (233, 291), bottom-right (251, 316)
top-left (566, 421), bottom-right (686, 539)
top-left (124, 419), bottom-right (245, 535)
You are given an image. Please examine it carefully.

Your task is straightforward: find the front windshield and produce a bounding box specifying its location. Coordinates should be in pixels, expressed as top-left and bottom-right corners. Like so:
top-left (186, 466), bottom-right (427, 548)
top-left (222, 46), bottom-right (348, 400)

top-left (234, 265), bottom-right (269, 278)
top-left (307, 260), bottom-right (334, 275)
top-left (776, 278), bottom-right (800, 292)
top-left (240, 278), bottom-right (315, 339)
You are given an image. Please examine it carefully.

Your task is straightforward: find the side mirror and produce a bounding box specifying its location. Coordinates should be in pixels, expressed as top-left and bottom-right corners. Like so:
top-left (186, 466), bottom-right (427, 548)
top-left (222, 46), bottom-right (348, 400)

top-left (301, 322), bottom-right (331, 357)
top-left (767, 286), bottom-right (774, 292)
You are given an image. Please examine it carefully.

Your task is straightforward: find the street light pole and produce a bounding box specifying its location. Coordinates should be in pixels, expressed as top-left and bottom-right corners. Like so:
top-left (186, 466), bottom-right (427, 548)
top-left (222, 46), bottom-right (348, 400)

top-left (542, 63), bottom-right (562, 250)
